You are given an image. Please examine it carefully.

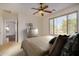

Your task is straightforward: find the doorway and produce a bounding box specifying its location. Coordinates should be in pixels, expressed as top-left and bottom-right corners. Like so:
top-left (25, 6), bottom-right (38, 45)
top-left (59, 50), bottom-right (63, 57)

top-left (2, 12), bottom-right (18, 43)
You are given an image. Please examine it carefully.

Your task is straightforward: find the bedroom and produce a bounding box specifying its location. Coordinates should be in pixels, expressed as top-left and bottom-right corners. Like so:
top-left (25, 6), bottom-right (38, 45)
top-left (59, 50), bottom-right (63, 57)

top-left (0, 3), bottom-right (79, 56)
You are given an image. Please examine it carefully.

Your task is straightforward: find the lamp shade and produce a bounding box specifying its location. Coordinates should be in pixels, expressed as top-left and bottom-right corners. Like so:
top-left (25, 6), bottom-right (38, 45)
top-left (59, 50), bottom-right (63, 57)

top-left (31, 28), bottom-right (39, 36)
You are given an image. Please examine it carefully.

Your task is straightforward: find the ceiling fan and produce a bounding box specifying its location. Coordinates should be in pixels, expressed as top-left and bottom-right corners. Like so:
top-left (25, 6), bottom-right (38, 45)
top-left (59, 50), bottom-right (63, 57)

top-left (32, 3), bottom-right (56, 16)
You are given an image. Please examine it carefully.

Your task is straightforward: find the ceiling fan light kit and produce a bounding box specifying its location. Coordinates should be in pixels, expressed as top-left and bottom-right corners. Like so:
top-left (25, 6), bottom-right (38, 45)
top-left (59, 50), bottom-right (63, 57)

top-left (39, 10), bottom-right (44, 16)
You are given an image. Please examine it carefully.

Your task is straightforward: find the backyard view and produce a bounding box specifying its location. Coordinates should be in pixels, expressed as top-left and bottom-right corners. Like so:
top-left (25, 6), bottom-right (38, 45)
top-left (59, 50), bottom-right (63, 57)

top-left (68, 12), bottom-right (77, 34)
top-left (49, 12), bottom-right (77, 35)
top-left (54, 16), bottom-right (67, 34)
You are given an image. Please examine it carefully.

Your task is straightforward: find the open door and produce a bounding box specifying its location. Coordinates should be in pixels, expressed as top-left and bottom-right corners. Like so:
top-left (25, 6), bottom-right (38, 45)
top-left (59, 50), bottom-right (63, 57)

top-left (3, 12), bottom-right (18, 43)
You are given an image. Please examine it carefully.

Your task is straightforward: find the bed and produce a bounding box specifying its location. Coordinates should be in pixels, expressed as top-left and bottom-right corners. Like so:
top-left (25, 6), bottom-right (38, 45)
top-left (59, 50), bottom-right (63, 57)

top-left (21, 35), bottom-right (54, 56)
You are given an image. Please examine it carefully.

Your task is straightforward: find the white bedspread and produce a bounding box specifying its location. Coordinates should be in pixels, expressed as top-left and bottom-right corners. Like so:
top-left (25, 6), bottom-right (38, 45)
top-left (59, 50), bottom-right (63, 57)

top-left (21, 35), bottom-right (54, 56)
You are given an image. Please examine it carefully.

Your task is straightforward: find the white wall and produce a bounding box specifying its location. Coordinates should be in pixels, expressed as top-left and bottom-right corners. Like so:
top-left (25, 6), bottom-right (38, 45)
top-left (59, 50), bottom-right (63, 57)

top-left (18, 12), bottom-right (43, 42)
top-left (0, 8), bottom-right (44, 44)
top-left (42, 4), bottom-right (79, 35)
top-left (0, 11), bottom-right (3, 45)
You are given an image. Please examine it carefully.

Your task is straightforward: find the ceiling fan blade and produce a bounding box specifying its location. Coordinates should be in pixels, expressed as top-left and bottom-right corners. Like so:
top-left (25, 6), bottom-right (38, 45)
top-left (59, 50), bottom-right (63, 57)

top-left (33, 11), bottom-right (39, 15)
top-left (32, 8), bottom-right (40, 10)
top-left (43, 10), bottom-right (52, 13)
top-left (42, 5), bottom-right (48, 9)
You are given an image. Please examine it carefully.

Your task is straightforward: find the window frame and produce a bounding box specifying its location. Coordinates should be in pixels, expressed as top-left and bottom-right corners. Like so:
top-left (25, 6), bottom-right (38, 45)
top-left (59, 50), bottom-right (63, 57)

top-left (49, 11), bottom-right (78, 35)
top-left (49, 18), bottom-right (54, 35)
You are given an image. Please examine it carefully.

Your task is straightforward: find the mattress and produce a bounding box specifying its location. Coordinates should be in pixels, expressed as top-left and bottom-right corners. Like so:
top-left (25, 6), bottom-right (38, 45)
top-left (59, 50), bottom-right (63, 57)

top-left (21, 35), bottom-right (54, 56)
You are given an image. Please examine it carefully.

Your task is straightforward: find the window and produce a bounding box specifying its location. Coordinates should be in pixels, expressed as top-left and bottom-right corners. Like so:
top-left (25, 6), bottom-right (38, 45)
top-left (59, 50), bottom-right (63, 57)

top-left (49, 12), bottom-right (77, 35)
top-left (54, 16), bottom-right (67, 34)
top-left (68, 13), bottom-right (77, 34)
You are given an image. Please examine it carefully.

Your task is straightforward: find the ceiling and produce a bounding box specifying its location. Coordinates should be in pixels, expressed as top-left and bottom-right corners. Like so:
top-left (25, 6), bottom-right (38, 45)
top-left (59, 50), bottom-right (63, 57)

top-left (0, 3), bottom-right (77, 14)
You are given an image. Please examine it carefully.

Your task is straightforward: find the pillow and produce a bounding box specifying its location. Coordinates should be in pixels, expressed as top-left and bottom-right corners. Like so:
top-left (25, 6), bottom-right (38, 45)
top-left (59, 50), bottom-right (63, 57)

top-left (49, 35), bottom-right (68, 56)
top-left (49, 37), bottom-right (57, 45)
top-left (72, 33), bottom-right (79, 55)
top-left (48, 35), bottom-right (58, 55)
top-left (61, 33), bottom-right (79, 56)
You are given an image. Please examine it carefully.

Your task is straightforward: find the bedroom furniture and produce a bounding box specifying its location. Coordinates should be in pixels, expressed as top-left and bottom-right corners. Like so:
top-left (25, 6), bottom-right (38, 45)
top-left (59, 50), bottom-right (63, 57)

top-left (6, 35), bottom-right (15, 42)
top-left (48, 35), bottom-right (68, 56)
top-left (61, 33), bottom-right (79, 56)
top-left (49, 33), bottom-right (79, 56)
top-left (21, 33), bottom-right (79, 56)
top-left (21, 35), bottom-right (55, 56)
top-left (26, 23), bottom-right (39, 38)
